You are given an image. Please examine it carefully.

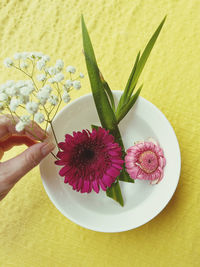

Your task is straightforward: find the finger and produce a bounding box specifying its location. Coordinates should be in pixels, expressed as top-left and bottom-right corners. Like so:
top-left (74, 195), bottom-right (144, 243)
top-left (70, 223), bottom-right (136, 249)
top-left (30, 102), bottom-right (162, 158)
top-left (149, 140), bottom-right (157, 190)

top-left (0, 115), bottom-right (47, 141)
top-left (0, 141), bottom-right (55, 185)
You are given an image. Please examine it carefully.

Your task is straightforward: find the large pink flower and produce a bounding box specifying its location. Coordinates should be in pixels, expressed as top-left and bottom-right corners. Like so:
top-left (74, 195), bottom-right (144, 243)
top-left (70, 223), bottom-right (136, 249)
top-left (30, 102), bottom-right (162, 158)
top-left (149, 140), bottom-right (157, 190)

top-left (55, 127), bottom-right (124, 193)
top-left (125, 139), bottom-right (166, 184)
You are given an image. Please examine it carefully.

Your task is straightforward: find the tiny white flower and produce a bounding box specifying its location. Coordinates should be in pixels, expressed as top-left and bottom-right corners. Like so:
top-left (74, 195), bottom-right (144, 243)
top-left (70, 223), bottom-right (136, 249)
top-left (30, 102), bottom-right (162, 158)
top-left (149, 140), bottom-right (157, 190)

top-left (36, 59), bottom-right (46, 71)
top-left (42, 84), bottom-right (52, 93)
top-left (5, 80), bottom-right (15, 87)
top-left (0, 93), bottom-right (8, 102)
top-left (73, 80), bottom-right (81, 90)
top-left (42, 55), bottom-right (50, 62)
top-left (15, 80), bottom-right (26, 89)
top-left (54, 73), bottom-right (64, 82)
top-left (20, 115), bottom-right (31, 125)
top-left (48, 78), bottom-right (56, 83)
top-left (26, 101), bottom-right (38, 114)
top-left (34, 112), bottom-right (45, 124)
top-left (37, 74), bottom-right (46, 81)
top-left (47, 66), bottom-right (57, 75)
top-left (5, 86), bottom-right (18, 97)
top-left (20, 61), bottom-right (28, 69)
top-left (0, 84), bottom-right (6, 93)
top-left (15, 121), bottom-right (25, 132)
top-left (21, 52), bottom-right (29, 60)
top-left (55, 59), bottom-right (64, 70)
top-left (9, 98), bottom-right (20, 111)
top-left (62, 91), bottom-right (71, 103)
top-left (65, 80), bottom-right (73, 89)
top-left (34, 52), bottom-right (43, 58)
top-left (4, 58), bottom-right (13, 68)
top-left (36, 90), bottom-right (49, 105)
top-left (14, 53), bottom-right (22, 60)
top-left (19, 95), bottom-right (29, 104)
top-left (66, 65), bottom-right (76, 74)
top-left (20, 86), bottom-right (33, 96)
top-left (79, 72), bottom-right (84, 78)
top-left (48, 95), bottom-right (58, 106)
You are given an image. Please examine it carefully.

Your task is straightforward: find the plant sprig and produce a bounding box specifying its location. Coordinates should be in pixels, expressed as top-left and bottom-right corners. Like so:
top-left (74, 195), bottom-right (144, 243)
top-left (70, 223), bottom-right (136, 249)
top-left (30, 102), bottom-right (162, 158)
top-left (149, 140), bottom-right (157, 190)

top-left (82, 15), bottom-right (166, 206)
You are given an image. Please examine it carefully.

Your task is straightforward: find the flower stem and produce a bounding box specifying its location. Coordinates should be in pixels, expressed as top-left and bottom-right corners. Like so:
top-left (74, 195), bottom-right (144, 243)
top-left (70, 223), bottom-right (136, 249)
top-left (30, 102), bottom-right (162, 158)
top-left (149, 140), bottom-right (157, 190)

top-left (49, 120), bottom-right (60, 151)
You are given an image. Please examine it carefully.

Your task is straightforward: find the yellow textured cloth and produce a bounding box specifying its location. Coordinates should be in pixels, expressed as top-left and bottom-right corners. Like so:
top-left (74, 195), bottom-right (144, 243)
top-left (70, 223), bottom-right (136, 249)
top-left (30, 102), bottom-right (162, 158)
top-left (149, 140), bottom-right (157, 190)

top-left (0, 0), bottom-right (200, 266)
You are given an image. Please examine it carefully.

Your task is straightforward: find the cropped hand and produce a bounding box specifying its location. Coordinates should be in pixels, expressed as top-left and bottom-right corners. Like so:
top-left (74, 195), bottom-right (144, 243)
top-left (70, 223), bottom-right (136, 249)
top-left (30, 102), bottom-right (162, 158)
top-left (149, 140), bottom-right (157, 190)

top-left (0, 115), bottom-right (55, 201)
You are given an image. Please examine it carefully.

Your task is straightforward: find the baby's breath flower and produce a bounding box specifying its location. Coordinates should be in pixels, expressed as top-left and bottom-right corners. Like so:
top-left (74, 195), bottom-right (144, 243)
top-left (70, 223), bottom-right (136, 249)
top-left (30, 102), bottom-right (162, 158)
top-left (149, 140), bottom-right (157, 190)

top-left (14, 53), bottom-right (22, 60)
top-left (48, 78), bottom-right (56, 84)
top-left (21, 52), bottom-right (29, 60)
top-left (34, 112), bottom-right (45, 124)
top-left (79, 72), bottom-right (84, 78)
top-left (6, 86), bottom-right (18, 97)
top-left (20, 61), bottom-right (28, 69)
top-left (20, 115), bottom-right (31, 125)
top-left (66, 65), bottom-right (76, 74)
top-left (62, 91), bottom-right (71, 103)
top-left (54, 73), bottom-right (64, 82)
top-left (0, 93), bottom-right (8, 102)
top-left (55, 59), bottom-right (64, 71)
top-left (15, 121), bottom-right (25, 132)
top-left (42, 84), bottom-right (52, 93)
top-left (37, 90), bottom-right (49, 105)
top-left (20, 86), bottom-right (34, 96)
top-left (48, 95), bottom-right (58, 106)
top-left (36, 59), bottom-right (46, 71)
top-left (47, 66), bottom-right (58, 76)
top-left (0, 84), bottom-right (6, 93)
top-left (4, 58), bottom-right (13, 68)
top-left (9, 98), bottom-right (20, 112)
top-left (19, 95), bottom-right (29, 104)
top-left (65, 80), bottom-right (73, 89)
top-left (26, 101), bottom-right (38, 114)
top-left (73, 80), bottom-right (81, 90)
top-left (37, 74), bottom-right (46, 81)
top-left (15, 80), bottom-right (26, 89)
top-left (5, 80), bottom-right (15, 87)
top-left (42, 55), bottom-right (50, 62)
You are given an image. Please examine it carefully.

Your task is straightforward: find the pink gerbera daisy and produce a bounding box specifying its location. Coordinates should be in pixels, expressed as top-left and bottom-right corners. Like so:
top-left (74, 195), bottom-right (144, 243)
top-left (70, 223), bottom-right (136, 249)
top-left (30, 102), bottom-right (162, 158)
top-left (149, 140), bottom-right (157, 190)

top-left (125, 139), bottom-right (166, 184)
top-left (55, 127), bottom-right (124, 193)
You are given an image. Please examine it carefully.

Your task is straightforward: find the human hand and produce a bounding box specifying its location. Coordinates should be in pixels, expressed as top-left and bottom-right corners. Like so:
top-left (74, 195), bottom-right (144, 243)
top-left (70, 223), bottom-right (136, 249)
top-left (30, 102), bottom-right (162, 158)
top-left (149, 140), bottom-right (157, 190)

top-left (0, 115), bottom-right (55, 201)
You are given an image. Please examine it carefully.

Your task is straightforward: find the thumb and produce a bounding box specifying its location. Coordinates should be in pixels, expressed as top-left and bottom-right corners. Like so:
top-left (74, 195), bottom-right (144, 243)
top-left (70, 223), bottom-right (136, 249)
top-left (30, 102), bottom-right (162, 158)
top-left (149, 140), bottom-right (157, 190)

top-left (1, 142), bottom-right (55, 185)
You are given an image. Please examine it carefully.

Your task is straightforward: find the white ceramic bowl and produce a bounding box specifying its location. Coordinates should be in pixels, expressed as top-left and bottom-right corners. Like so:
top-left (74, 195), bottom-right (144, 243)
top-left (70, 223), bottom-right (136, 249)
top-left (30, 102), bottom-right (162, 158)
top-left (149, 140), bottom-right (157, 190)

top-left (40, 91), bottom-right (181, 232)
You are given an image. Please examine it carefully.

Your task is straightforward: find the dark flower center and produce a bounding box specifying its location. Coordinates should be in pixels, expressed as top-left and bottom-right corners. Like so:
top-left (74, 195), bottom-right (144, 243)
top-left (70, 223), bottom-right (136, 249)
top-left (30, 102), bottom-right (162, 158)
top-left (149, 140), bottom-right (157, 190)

top-left (80, 148), bottom-right (95, 161)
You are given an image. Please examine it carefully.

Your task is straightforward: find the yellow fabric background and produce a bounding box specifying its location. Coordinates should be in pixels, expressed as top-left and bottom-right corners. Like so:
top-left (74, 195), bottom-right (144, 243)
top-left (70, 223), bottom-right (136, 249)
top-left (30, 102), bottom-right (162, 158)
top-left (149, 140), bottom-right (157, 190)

top-left (0, 0), bottom-right (200, 266)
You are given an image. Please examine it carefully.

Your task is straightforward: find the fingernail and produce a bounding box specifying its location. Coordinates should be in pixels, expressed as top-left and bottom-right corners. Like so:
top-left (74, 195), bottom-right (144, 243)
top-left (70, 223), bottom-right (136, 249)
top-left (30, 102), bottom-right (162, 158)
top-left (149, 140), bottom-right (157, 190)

top-left (41, 142), bottom-right (56, 156)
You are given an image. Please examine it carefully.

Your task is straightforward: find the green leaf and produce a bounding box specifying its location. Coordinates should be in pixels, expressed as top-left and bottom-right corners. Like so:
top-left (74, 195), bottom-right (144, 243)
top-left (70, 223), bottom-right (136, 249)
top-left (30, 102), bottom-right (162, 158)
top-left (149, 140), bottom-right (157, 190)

top-left (91, 124), bottom-right (100, 130)
top-left (128, 16), bottom-right (166, 92)
top-left (116, 85), bottom-right (142, 123)
top-left (81, 16), bottom-right (116, 131)
top-left (119, 167), bottom-right (135, 183)
top-left (106, 180), bottom-right (124, 206)
top-left (117, 51), bottom-right (140, 112)
top-left (99, 72), bottom-right (115, 111)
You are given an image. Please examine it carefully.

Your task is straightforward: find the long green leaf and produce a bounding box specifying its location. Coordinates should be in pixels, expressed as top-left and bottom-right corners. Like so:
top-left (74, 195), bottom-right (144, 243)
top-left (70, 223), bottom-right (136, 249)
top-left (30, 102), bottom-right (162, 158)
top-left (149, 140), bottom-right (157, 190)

top-left (117, 51), bottom-right (140, 112)
top-left (106, 180), bottom-right (124, 206)
top-left (82, 15), bottom-right (125, 205)
top-left (117, 85), bottom-right (142, 123)
top-left (128, 17), bottom-right (166, 92)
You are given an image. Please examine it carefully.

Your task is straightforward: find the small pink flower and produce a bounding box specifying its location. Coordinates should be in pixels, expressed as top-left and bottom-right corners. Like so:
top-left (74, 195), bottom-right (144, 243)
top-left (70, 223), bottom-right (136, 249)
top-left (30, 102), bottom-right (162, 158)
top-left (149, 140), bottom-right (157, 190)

top-left (125, 139), bottom-right (166, 184)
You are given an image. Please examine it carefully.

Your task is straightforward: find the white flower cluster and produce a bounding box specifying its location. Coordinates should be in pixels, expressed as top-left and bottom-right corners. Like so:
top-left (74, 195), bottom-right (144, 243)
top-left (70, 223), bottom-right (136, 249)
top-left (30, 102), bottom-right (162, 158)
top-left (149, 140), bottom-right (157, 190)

top-left (1, 52), bottom-right (84, 132)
